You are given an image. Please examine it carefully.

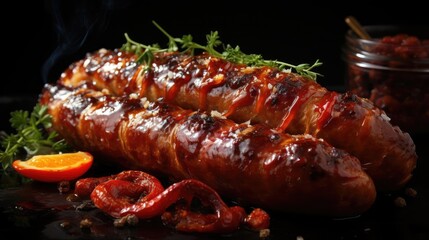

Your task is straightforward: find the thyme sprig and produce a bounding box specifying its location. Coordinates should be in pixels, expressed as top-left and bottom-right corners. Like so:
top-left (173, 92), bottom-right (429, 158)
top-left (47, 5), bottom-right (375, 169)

top-left (121, 20), bottom-right (322, 80)
top-left (0, 104), bottom-right (70, 172)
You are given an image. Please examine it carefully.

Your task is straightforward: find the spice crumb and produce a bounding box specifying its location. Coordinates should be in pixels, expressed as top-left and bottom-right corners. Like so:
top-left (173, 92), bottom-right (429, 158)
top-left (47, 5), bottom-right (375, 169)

top-left (394, 196), bottom-right (407, 207)
top-left (80, 218), bottom-right (93, 228)
top-left (114, 214), bottom-right (139, 228)
top-left (59, 221), bottom-right (71, 229)
top-left (405, 187), bottom-right (417, 197)
top-left (126, 214), bottom-right (139, 226)
top-left (114, 217), bottom-right (127, 228)
top-left (76, 200), bottom-right (96, 211)
top-left (259, 228), bottom-right (270, 238)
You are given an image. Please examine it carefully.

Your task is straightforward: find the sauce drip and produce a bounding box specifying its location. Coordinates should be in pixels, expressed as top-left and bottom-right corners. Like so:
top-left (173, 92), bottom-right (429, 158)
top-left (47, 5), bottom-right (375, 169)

top-left (199, 73), bottom-right (226, 109)
top-left (254, 70), bottom-right (271, 115)
top-left (223, 84), bottom-right (255, 117)
top-left (198, 56), bottom-right (232, 109)
top-left (315, 91), bottom-right (338, 130)
top-left (276, 87), bottom-right (313, 132)
top-left (165, 71), bottom-right (191, 102)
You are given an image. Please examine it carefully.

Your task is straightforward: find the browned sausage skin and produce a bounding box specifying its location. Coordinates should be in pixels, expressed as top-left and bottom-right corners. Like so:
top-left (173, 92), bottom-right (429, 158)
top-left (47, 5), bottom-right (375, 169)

top-left (39, 83), bottom-right (376, 217)
top-left (59, 49), bottom-right (417, 191)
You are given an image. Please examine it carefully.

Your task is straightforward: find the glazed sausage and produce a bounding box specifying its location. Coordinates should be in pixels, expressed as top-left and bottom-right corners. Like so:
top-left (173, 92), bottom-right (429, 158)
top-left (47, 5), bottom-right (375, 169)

top-left (59, 49), bottom-right (417, 191)
top-left (39, 83), bottom-right (376, 217)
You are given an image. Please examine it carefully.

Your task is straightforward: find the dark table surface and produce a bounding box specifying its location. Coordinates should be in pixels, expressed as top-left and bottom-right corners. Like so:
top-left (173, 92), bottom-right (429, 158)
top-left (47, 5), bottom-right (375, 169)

top-left (1, 96), bottom-right (428, 240)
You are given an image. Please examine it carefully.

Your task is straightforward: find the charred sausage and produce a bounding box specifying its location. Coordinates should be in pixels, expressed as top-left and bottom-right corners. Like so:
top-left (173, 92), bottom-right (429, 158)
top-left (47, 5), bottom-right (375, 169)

top-left (39, 83), bottom-right (376, 217)
top-left (58, 49), bottom-right (417, 191)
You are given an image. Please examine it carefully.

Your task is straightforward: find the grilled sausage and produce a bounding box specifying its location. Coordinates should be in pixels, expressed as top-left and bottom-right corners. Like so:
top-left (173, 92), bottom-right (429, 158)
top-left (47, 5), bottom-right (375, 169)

top-left (39, 83), bottom-right (376, 217)
top-left (58, 49), bottom-right (417, 191)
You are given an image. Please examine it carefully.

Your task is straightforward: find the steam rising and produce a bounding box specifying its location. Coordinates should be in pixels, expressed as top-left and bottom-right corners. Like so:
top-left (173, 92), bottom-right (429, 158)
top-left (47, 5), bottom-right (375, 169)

top-left (42, 0), bottom-right (119, 83)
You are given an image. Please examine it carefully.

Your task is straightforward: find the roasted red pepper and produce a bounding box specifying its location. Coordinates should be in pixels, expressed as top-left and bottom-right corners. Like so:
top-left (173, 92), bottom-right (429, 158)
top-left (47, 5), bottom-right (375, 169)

top-left (74, 170), bottom-right (270, 233)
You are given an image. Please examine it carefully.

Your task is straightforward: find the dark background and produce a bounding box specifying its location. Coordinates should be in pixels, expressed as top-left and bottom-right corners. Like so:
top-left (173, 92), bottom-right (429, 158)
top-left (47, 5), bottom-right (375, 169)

top-left (1, 1), bottom-right (428, 98)
top-left (4, 0), bottom-right (428, 138)
top-left (1, 2), bottom-right (429, 239)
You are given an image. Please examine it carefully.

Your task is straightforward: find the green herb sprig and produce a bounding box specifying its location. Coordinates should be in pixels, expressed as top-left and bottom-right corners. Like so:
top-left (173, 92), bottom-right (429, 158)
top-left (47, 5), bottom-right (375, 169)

top-left (121, 20), bottom-right (322, 80)
top-left (0, 104), bottom-right (70, 172)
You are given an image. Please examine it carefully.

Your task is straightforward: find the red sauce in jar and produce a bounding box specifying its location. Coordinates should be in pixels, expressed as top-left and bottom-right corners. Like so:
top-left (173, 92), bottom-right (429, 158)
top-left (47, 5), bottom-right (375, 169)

top-left (344, 28), bottom-right (429, 134)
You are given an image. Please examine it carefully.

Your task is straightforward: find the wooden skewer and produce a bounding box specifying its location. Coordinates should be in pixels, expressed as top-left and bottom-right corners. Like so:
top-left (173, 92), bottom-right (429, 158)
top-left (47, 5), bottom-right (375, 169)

top-left (345, 16), bottom-right (371, 40)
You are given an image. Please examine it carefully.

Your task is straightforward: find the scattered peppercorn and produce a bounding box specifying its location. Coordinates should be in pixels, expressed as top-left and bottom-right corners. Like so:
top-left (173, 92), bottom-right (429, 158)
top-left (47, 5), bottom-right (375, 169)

top-left (58, 181), bottom-right (71, 193)
top-left (66, 193), bottom-right (81, 202)
top-left (126, 214), bottom-right (139, 226)
top-left (394, 197), bottom-right (407, 207)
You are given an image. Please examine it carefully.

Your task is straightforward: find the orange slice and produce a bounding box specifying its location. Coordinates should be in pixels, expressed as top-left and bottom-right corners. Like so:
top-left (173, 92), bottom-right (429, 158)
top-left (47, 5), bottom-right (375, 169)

top-left (12, 151), bottom-right (93, 182)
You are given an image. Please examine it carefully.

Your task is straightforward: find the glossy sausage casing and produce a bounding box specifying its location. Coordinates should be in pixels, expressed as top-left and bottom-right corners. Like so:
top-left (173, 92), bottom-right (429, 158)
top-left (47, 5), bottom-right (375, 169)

top-left (40, 84), bottom-right (376, 217)
top-left (60, 49), bottom-right (417, 191)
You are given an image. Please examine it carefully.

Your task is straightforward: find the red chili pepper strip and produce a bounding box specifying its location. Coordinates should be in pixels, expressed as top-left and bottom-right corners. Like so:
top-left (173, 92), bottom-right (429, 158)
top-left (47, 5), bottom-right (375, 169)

top-left (90, 171), bottom-right (164, 218)
top-left (74, 175), bottom-right (116, 197)
top-left (147, 179), bottom-right (247, 233)
top-left (77, 170), bottom-right (270, 233)
top-left (114, 170), bottom-right (164, 203)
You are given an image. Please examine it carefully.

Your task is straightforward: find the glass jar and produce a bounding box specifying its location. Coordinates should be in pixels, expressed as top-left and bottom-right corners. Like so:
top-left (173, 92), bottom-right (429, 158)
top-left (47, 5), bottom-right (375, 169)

top-left (342, 25), bottom-right (429, 135)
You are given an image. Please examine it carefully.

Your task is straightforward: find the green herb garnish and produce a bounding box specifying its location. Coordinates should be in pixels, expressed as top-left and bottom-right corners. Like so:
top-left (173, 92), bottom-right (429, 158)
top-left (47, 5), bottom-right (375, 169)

top-left (0, 104), bottom-right (70, 172)
top-left (121, 20), bottom-right (322, 80)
